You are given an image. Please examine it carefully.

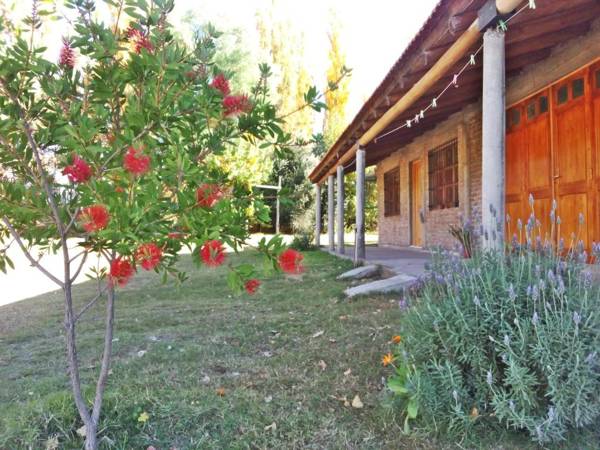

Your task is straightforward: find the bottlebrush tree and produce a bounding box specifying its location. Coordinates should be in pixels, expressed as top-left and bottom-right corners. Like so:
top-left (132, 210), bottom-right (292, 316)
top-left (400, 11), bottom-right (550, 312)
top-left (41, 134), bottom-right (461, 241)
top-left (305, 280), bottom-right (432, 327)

top-left (0, 0), bottom-right (313, 448)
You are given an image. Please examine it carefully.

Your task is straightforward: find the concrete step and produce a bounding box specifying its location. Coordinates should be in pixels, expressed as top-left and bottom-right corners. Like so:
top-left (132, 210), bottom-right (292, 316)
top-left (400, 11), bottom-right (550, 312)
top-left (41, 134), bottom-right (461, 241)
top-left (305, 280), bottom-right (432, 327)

top-left (336, 264), bottom-right (380, 280)
top-left (344, 273), bottom-right (417, 298)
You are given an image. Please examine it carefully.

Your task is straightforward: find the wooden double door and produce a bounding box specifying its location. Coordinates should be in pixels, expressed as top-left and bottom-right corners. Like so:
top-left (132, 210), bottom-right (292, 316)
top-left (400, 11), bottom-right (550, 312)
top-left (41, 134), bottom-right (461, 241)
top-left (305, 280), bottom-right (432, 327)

top-left (505, 62), bottom-right (600, 248)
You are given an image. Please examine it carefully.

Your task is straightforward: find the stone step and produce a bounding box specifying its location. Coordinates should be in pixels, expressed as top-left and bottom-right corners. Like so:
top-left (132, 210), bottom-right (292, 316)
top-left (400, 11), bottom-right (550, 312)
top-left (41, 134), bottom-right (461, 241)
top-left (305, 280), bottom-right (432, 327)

top-left (336, 264), bottom-right (380, 280)
top-left (344, 273), bottom-right (417, 298)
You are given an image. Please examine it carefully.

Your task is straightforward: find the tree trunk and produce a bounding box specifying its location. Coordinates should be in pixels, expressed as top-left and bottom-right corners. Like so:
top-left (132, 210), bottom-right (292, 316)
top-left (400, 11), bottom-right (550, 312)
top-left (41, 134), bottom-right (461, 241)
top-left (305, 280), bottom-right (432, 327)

top-left (85, 422), bottom-right (98, 450)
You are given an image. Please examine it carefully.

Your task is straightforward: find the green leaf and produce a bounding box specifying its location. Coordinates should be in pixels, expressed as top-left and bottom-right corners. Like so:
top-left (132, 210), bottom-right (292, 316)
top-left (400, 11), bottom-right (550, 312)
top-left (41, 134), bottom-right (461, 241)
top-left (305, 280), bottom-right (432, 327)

top-left (407, 399), bottom-right (419, 419)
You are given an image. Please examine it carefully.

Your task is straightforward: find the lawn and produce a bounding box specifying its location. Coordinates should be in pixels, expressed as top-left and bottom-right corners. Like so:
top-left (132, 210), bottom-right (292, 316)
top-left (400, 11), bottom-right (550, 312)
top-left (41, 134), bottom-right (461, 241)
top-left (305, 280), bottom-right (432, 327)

top-left (0, 249), bottom-right (542, 449)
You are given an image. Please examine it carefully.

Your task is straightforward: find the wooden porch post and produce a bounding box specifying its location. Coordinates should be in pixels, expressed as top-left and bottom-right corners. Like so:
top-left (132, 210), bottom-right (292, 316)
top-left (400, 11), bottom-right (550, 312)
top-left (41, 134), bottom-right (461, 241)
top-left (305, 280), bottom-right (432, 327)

top-left (314, 183), bottom-right (321, 247)
top-left (355, 147), bottom-right (366, 261)
top-left (328, 175), bottom-right (335, 251)
top-left (481, 28), bottom-right (505, 250)
top-left (336, 165), bottom-right (345, 254)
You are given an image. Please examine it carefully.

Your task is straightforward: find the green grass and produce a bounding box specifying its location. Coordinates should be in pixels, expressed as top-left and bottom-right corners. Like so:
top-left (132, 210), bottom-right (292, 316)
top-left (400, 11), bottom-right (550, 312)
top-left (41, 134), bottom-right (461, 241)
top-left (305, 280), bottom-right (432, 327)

top-left (0, 250), bottom-right (539, 449)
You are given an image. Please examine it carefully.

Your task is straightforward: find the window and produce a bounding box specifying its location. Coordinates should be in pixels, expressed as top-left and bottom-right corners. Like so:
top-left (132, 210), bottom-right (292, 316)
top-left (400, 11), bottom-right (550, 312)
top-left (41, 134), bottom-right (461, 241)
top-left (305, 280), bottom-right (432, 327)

top-left (383, 168), bottom-right (400, 217)
top-left (572, 78), bottom-right (584, 98)
top-left (539, 95), bottom-right (548, 113)
top-left (526, 101), bottom-right (536, 120)
top-left (428, 139), bottom-right (459, 210)
top-left (557, 85), bottom-right (568, 105)
top-left (507, 107), bottom-right (520, 129)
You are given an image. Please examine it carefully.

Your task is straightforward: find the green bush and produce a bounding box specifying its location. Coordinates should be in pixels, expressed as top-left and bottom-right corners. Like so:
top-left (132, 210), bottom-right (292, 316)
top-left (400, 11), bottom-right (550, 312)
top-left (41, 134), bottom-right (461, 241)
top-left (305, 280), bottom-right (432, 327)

top-left (388, 243), bottom-right (600, 444)
top-left (289, 232), bottom-right (314, 251)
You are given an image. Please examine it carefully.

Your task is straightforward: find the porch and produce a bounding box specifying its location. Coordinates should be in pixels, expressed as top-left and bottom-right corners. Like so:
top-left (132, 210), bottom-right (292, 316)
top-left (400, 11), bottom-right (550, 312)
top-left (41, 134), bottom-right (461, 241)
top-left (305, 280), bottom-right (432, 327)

top-left (324, 243), bottom-right (431, 278)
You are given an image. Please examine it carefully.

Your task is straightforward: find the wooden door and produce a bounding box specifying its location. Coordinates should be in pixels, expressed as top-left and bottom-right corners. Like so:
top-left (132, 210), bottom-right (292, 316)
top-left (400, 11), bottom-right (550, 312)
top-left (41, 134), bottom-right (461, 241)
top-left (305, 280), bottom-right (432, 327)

top-left (410, 159), bottom-right (423, 247)
top-left (551, 69), bottom-right (594, 248)
top-left (505, 104), bottom-right (527, 241)
top-left (505, 64), bottom-right (599, 250)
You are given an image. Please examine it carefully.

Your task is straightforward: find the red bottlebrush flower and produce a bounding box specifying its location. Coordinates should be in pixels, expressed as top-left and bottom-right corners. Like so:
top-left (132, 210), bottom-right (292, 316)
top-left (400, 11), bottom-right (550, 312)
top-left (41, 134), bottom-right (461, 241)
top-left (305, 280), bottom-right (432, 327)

top-left (135, 243), bottom-right (163, 271)
top-left (278, 248), bottom-right (304, 274)
top-left (110, 257), bottom-right (135, 287)
top-left (126, 26), bottom-right (153, 54)
top-left (245, 279), bottom-right (260, 295)
top-left (78, 205), bottom-right (110, 233)
top-left (210, 73), bottom-right (230, 96)
top-left (62, 155), bottom-right (92, 183)
top-left (200, 240), bottom-right (226, 267)
top-left (59, 39), bottom-right (75, 68)
top-left (222, 94), bottom-right (252, 117)
top-left (196, 183), bottom-right (224, 208)
top-left (123, 146), bottom-right (151, 175)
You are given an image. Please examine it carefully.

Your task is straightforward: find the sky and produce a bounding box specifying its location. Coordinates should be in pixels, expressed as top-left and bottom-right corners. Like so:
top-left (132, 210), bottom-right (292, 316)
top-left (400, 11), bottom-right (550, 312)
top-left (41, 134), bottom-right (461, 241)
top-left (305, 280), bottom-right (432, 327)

top-left (3, 0), bottom-right (439, 123)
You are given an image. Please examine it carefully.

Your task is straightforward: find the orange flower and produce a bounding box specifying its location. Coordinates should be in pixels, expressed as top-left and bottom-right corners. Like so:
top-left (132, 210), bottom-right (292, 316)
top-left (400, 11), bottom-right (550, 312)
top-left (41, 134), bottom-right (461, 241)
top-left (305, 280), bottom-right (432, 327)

top-left (215, 387), bottom-right (226, 396)
top-left (391, 335), bottom-right (402, 344)
top-left (382, 352), bottom-right (395, 367)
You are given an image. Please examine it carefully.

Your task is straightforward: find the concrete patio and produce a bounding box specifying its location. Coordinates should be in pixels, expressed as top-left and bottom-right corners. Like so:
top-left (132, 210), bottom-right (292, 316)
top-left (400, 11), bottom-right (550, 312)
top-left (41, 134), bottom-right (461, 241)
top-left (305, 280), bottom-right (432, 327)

top-left (325, 244), bottom-right (431, 277)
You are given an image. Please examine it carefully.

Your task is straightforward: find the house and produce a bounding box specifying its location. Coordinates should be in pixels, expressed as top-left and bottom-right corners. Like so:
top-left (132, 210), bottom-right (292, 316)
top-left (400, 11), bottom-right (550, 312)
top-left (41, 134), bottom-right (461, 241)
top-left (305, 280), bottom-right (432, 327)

top-left (309, 0), bottom-right (600, 260)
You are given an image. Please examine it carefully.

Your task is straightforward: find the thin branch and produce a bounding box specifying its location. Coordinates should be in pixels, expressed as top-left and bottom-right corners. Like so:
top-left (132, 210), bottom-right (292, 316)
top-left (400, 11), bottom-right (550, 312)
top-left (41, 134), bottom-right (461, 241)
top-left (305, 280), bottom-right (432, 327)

top-left (277, 71), bottom-right (350, 121)
top-left (1, 216), bottom-right (63, 287)
top-left (70, 250), bottom-right (89, 283)
top-left (74, 283), bottom-right (109, 322)
top-left (65, 207), bottom-right (81, 235)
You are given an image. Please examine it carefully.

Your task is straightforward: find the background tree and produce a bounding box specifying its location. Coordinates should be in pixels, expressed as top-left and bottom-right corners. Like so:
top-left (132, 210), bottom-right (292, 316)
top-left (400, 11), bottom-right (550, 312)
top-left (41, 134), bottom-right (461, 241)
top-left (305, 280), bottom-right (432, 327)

top-left (322, 19), bottom-right (350, 148)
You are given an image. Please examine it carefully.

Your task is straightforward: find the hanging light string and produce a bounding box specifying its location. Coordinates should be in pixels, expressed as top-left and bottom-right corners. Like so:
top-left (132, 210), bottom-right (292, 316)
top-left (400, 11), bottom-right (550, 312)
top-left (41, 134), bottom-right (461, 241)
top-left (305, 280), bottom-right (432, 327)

top-left (373, 1), bottom-right (534, 144)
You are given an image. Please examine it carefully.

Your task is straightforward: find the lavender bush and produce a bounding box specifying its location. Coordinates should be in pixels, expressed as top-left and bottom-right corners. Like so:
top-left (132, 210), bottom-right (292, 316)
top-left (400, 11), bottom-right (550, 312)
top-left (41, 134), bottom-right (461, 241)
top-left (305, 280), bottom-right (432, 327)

top-left (388, 202), bottom-right (600, 444)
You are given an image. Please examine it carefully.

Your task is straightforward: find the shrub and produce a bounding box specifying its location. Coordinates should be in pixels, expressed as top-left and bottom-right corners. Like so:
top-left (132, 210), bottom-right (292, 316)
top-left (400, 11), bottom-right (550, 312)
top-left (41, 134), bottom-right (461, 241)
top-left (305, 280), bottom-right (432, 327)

top-left (387, 243), bottom-right (600, 444)
top-left (290, 232), bottom-right (314, 251)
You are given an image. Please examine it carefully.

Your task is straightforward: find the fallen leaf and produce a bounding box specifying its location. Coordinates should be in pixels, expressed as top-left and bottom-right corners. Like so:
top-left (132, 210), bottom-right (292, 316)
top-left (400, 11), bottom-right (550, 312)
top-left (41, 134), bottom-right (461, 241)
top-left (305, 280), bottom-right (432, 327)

top-left (352, 395), bottom-right (364, 409)
top-left (216, 387), bottom-right (226, 396)
top-left (137, 350), bottom-right (147, 357)
top-left (339, 315), bottom-right (348, 320)
top-left (264, 422), bottom-right (277, 431)
top-left (470, 406), bottom-right (479, 418)
top-left (329, 338), bottom-right (337, 343)
top-left (344, 368), bottom-right (352, 376)
top-left (45, 435), bottom-right (59, 450)
top-left (318, 360), bottom-right (327, 371)
top-left (312, 330), bottom-right (324, 338)
top-left (76, 425), bottom-right (86, 437)
top-left (264, 395), bottom-right (273, 403)
top-left (200, 374), bottom-right (211, 384)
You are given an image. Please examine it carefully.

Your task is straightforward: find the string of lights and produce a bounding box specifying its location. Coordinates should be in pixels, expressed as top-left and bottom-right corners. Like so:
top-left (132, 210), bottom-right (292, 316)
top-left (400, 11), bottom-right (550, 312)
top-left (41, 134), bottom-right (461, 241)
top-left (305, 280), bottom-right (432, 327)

top-left (373, 1), bottom-right (535, 144)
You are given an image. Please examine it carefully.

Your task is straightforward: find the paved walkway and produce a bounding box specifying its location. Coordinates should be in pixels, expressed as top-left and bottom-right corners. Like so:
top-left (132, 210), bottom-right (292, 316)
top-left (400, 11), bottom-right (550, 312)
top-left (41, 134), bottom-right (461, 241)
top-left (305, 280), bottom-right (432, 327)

top-left (325, 245), bottom-right (431, 277)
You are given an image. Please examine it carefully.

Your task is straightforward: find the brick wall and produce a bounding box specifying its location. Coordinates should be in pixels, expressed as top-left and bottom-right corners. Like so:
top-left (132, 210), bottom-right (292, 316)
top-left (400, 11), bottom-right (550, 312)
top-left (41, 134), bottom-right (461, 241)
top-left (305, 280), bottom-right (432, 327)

top-left (375, 18), bottom-right (600, 249)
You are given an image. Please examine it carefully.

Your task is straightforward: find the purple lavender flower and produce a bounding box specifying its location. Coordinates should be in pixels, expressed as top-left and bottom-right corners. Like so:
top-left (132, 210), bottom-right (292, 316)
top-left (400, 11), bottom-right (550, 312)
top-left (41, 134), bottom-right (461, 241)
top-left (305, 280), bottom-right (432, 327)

top-left (508, 284), bottom-right (516, 301)
top-left (503, 334), bottom-right (510, 346)
top-left (573, 311), bottom-right (581, 326)
top-left (585, 352), bottom-right (597, 364)
top-left (517, 218), bottom-right (523, 231)
top-left (486, 370), bottom-right (493, 386)
top-left (583, 271), bottom-right (592, 289)
top-left (532, 311), bottom-right (539, 326)
top-left (509, 400), bottom-right (516, 412)
top-left (473, 295), bottom-right (481, 307)
top-left (532, 285), bottom-right (539, 301)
